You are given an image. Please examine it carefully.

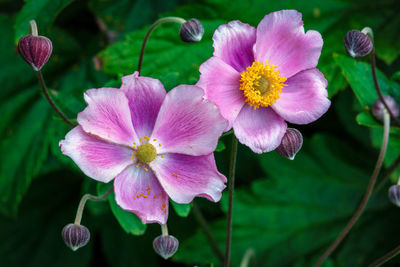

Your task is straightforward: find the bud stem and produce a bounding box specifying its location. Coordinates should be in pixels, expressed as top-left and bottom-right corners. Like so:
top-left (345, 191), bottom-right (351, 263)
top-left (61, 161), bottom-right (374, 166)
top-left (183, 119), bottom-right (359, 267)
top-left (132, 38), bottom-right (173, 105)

top-left (36, 71), bottom-right (76, 127)
top-left (137, 17), bottom-right (186, 74)
top-left (74, 186), bottom-right (113, 225)
top-left (29, 20), bottom-right (38, 36)
top-left (368, 244), bottom-right (400, 267)
top-left (161, 224), bottom-right (169, 236)
top-left (314, 110), bottom-right (390, 267)
top-left (240, 249), bottom-right (255, 267)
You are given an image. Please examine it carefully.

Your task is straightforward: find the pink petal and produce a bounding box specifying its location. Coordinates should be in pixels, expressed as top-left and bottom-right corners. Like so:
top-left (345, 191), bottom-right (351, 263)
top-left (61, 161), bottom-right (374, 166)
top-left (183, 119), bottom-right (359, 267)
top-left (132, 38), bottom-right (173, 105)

top-left (114, 165), bottom-right (169, 224)
top-left (254, 10), bottom-right (323, 78)
top-left (150, 85), bottom-right (227, 156)
top-left (121, 72), bottom-right (166, 138)
top-left (233, 105), bottom-right (287, 153)
top-left (77, 88), bottom-right (138, 147)
top-left (59, 126), bottom-right (134, 183)
top-left (150, 153), bottom-right (226, 203)
top-left (197, 56), bottom-right (245, 130)
top-left (213, 20), bottom-right (256, 72)
top-left (272, 68), bottom-right (330, 124)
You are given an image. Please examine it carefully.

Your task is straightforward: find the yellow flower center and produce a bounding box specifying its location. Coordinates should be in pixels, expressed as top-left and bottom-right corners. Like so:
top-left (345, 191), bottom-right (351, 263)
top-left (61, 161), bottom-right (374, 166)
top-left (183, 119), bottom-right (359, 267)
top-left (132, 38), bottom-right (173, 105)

top-left (136, 143), bottom-right (157, 164)
top-left (239, 60), bottom-right (287, 109)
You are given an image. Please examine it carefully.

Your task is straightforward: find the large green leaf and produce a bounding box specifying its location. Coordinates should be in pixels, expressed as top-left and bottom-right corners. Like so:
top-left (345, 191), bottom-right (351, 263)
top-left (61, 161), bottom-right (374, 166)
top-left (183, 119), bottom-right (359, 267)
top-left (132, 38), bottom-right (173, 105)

top-left (174, 134), bottom-right (388, 266)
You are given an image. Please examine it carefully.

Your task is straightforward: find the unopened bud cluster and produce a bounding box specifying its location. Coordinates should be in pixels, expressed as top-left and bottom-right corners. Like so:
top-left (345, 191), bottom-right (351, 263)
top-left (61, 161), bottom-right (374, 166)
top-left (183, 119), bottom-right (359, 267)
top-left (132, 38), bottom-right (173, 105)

top-left (372, 96), bottom-right (399, 121)
top-left (18, 34), bottom-right (52, 71)
top-left (180, 19), bottom-right (204, 43)
top-left (389, 185), bottom-right (400, 207)
top-left (276, 128), bottom-right (303, 160)
top-left (153, 235), bottom-right (179, 259)
top-left (344, 30), bottom-right (373, 58)
top-left (62, 224), bottom-right (90, 251)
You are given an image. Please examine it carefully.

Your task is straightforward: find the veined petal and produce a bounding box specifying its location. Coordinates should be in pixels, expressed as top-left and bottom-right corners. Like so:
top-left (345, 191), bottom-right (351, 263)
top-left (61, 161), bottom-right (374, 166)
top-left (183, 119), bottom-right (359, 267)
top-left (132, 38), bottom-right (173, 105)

top-left (272, 68), bottom-right (330, 124)
top-left (77, 88), bottom-right (138, 146)
top-left (59, 126), bottom-right (133, 183)
top-left (150, 85), bottom-right (227, 156)
top-left (233, 105), bottom-right (287, 153)
top-left (213, 20), bottom-right (256, 72)
top-left (150, 153), bottom-right (226, 204)
top-left (121, 72), bottom-right (166, 138)
top-left (254, 10), bottom-right (323, 78)
top-left (114, 166), bottom-right (169, 224)
top-left (197, 57), bottom-right (245, 130)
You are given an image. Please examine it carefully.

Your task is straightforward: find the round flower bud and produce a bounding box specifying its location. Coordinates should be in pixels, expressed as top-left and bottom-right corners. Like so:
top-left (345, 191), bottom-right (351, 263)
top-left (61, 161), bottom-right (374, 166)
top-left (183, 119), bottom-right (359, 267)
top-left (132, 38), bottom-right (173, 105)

top-left (17, 34), bottom-right (53, 71)
top-left (179, 19), bottom-right (204, 43)
top-left (153, 235), bottom-right (179, 259)
top-left (344, 30), bottom-right (373, 58)
top-left (61, 223), bottom-right (90, 251)
top-left (275, 128), bottom-right (303, 160)
top-left (388, 185), bottom-right (400, 207)
top-left (372, 95), bottom-right (399, 121)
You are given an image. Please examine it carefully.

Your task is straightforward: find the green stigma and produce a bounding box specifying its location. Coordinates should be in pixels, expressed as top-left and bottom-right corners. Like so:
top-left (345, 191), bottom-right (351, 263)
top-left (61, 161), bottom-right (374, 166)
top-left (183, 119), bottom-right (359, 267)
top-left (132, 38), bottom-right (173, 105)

top-left (136, 143), bottom-right (157, 163)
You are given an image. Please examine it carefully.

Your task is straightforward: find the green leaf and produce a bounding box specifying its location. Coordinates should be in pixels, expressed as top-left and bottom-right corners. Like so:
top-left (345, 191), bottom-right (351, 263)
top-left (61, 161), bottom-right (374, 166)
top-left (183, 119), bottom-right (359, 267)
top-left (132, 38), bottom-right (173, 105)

top-left (174, 134), bottom-right (388, 266)
top-left (171, 200), bottom-right (191, 217)
top-left (215, 140), bottom-right (226, 152)
top-left (97, 182), bottom-right (147, 235)
top-left (14, 0), bottom-right (75, 43)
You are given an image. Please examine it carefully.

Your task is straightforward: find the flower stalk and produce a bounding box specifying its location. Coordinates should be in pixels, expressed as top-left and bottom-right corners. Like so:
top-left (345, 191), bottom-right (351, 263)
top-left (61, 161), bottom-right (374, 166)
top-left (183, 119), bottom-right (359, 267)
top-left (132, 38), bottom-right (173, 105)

top-left (368, 244), bottom-right (400, 267)
top-left (314, 109), bottom-right (391, 267)
top-left (224, 135), bottom-right (238, 267)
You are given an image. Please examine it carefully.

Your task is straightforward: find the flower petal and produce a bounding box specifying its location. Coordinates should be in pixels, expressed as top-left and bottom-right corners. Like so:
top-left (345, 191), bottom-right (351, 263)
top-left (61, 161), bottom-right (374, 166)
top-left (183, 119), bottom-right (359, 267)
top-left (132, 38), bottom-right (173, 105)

top-left (77, 88), bottom-right (138, 146)
top-left (272, 68), bottom-right (330, 124)
top-left (150, 153), bottom-right (226, 203)
top-left (213, 20), bottom-right (256, 72)
top-left (254, 10), bottom-right (323, 78)
top-left (59, 126), bottom-right (133, 183)
top-left (150, 85), bottom-right (227, 156)
top-left (233, 105), bottom-right (287, 153)
top-left (114, 166), bottom-right (169, 224)
top-left (197, 56), bottom-right (245, 130)
top-left (121, 72), bottom-right (166, 138)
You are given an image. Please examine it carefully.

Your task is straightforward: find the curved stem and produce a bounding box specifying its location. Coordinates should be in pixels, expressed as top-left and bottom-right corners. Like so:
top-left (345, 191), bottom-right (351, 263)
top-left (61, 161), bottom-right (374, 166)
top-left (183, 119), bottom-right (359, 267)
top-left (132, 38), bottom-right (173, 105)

top-left (36, 71), bottom-right (76, 127)
top-left (74, 186), bottom-right (113, 225)
top-left (29, 20), bottom-right (38, 36)
top-left (314, 110), bottom-right (390, 267)
top-left (192, 203), bottom-right (224, 263)
top-left (368, 244), bottom-right (400, 267)
top-left (224, 135), bottom-right (238, 267)
top-left (240, 248), bottom-right (255, 267)
top-left (137, 16), bottom-right (186, 74)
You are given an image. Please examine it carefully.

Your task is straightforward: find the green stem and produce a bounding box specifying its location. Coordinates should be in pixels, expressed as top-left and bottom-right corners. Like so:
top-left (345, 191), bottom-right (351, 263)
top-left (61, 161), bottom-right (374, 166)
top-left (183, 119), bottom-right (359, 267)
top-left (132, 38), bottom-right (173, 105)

top-left (137, 17), bottom-right (186, 74)
top-left (368, 244), bottom-right (400, 267)
top-left (314, 110), bottom-right (390, 267)
top-left (240, 249), bottom-right (255, 267)
top-left (224, 135), bottom-right (238, 267)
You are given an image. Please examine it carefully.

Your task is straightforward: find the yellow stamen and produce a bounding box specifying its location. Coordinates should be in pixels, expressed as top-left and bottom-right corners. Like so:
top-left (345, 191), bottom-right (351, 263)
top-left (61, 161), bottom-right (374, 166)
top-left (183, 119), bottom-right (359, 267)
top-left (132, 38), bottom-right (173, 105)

top-left (144, 136), bottom-right (150, 141)
top-left (240, 60), bottom-right (287, 109)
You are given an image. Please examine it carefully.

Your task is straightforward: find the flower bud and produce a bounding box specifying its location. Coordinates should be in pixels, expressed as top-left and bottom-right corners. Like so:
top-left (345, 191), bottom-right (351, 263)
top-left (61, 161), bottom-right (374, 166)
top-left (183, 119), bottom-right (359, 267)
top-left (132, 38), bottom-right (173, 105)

top-left (62, 223), bottom-right (90, 251)
top-left (372, 95), bottom-right (399, 121)
top-left (275, 128), bottom-right (303, 160)
top-left (17, 34), bottom-right (52, 71)
top-left (153, 235), bottom-right (179, 259)
top-left (179, 19), bottom-right (204, 43)
top-left (388, 185), bottom-right (400, 207)
top-left (344, 30), bottom-right (373, 58)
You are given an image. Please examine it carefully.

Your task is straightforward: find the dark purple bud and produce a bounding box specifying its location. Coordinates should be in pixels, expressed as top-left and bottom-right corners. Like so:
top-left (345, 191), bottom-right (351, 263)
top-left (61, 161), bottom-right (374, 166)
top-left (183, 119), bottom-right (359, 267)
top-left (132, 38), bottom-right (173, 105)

top-left (153, 235), bottom-right (179, 259)
top-left (372, 95), bottom-right (399, 121)
top-left (388, 185), bottom-right (400, 207)
top-left (17, 34), bottom-right (52, 71)
top-left (344, 30), bottom-right (373, 58)
top-left (62, 223), bottom-right (90, 251)
top-left (179, 19), bottom-right (204, 43)
top-left (276, 128), bottom-right (303, 160)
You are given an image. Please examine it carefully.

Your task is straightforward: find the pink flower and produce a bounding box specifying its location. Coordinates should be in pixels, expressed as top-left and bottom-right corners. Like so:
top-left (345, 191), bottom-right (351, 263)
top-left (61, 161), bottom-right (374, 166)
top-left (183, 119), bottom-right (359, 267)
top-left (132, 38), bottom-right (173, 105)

top-left (197, 10), bottom-right (330, 153)
top-left (59, 72), bottom-right (227, 224)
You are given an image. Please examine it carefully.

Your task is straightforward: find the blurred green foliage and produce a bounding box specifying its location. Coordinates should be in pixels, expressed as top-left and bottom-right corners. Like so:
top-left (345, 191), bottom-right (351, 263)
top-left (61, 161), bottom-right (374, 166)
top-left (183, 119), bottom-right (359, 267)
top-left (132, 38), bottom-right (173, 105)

top-left (1, 0), bottom-right (400, 266)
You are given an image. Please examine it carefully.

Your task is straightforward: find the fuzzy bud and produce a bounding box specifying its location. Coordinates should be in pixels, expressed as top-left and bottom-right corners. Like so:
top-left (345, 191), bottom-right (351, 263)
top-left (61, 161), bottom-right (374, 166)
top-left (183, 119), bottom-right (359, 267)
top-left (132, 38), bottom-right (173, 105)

top-left (179, 19), bottom-right (204, 43)
top-left (153, 235), bottom-right (179, 259)
top-left (372, 95), bottom-right (399, 121)
top-left (344, 30), bottom-right (373, 58)
top-left (17, 34), bottom-right (52, 71)
top-left (276, 128), bottom-right (303, 160)
top-left (388, 185), bottom-right (400, 207)
top-left (62, 224), bottom-right (90, 251)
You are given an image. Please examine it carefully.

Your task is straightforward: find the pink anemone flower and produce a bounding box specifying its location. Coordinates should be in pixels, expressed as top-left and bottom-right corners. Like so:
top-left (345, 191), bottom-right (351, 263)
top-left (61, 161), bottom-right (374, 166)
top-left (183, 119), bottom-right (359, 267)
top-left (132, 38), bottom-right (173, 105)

top-left (59, 72), bottom-right (227, 224)
top-left (197, 10), bottom-right (330, 153)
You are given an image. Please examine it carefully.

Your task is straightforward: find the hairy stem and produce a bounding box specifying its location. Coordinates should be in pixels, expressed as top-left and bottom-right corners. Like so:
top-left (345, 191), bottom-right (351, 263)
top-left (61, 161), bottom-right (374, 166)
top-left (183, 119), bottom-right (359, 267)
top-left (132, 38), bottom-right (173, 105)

top-left (224, 135), bottom-right (238, 267)
top-left (74, 186), bottom-right (113, 225)
top-left (314, 110), bottom-right (390, 267)
top-left (368, 244), bottom-right (400, 267)
top-left (137, 16), bottom-right (186, 74)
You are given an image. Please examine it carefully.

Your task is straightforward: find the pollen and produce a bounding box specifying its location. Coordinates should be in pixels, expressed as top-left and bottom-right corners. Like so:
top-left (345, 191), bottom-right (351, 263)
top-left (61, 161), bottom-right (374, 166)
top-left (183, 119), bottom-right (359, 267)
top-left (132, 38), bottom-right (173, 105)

top-left (136, 143), bottom-right (157, 163)
top-left (239, 60), bottom-right (287, 109)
